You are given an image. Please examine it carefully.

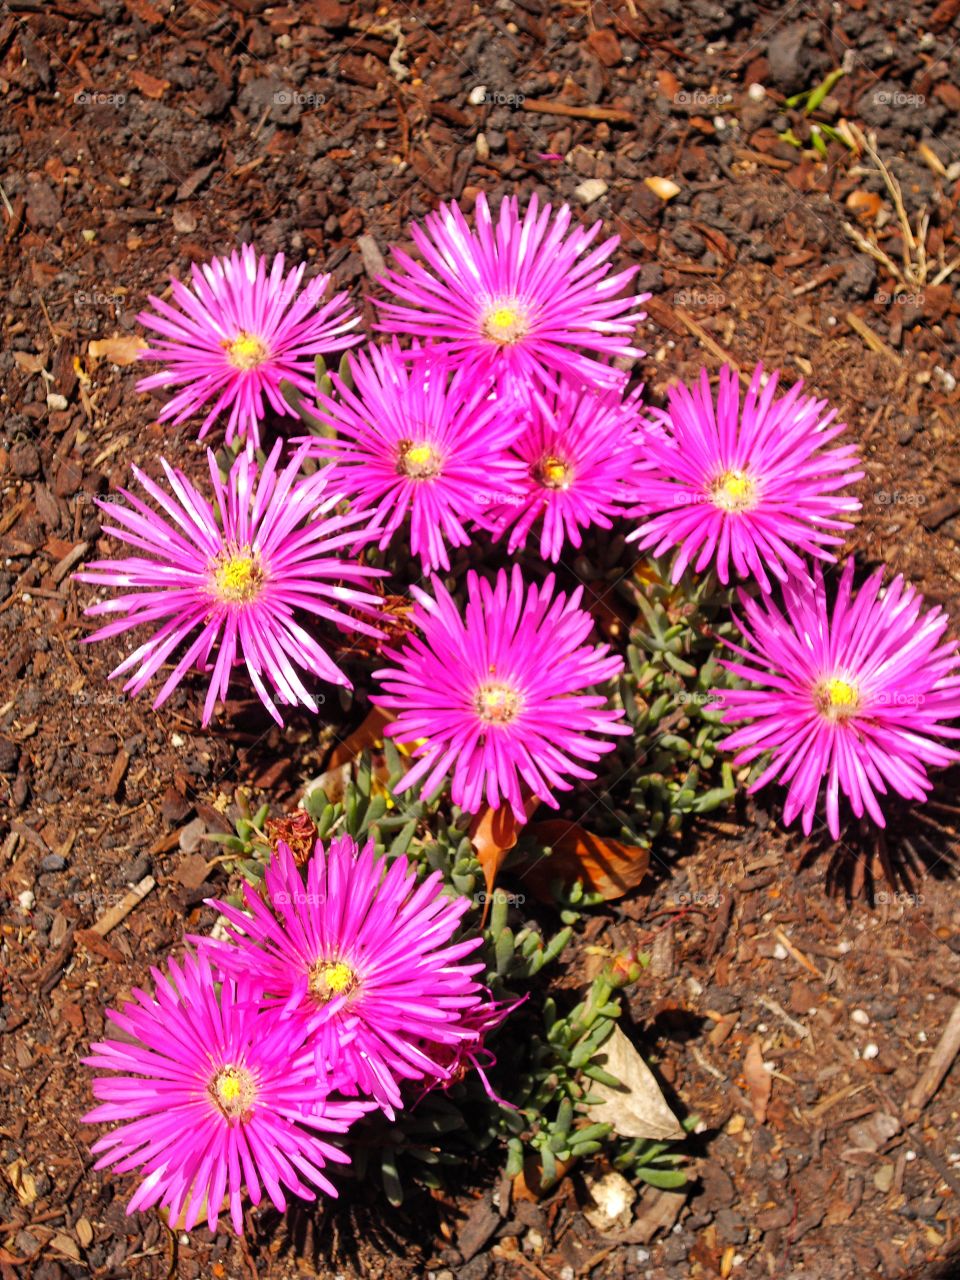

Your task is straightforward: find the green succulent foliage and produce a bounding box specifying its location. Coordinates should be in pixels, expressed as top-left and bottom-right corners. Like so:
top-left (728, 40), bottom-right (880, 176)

top-left (582, 549), bottom-right (740, 847)
top-left (213, 756), bottom-right (692, 1204)
top-left (278, 351), bottom-right (355, 442)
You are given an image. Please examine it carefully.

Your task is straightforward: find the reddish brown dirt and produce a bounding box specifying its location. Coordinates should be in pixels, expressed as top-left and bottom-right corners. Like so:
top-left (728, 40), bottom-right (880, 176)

top-left (3, 2), bottom-right (960, 1278)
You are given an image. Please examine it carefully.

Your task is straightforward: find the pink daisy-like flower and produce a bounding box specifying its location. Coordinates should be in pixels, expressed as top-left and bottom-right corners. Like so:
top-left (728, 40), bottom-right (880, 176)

top-left (715, 560), bottom-right (960, 839)
top-left (83, 951), bottom-right (369, 1235)
top-left (300, 341), bottom-right (527, 572)
top-left (371, 566), bottom-right (630, 821)
top-left (199, 835), bottom-right (486, 1117)
top-left (75, 442), bottom-right (384, 726)
top-left (137, 244), bottom-right (361, 452)
top-left (482, 379), bottom-right (649, 562)
top-left (627, 364), bottom-right (863, 592)
top-left (375, 192), bottom-right (648, 394)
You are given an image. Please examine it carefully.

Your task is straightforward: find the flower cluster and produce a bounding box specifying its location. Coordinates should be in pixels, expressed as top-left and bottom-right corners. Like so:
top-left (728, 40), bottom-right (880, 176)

top-left (85, 834), bottom-right (507, 1233)
top-left (79, 191), bottom-right (960, 1237)
top-left (78, 195), bottom-right (960, 842)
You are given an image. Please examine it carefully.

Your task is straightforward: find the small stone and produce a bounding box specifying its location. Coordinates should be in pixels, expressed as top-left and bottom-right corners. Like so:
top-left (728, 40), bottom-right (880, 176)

top-left (747, 83), bottom-right (766, 101)
top-left (468, 85), bottom-right (487, 105)
top-left (862, 1043), bottom-right (879, 1060)
top-left (574, 178), bottom-right (608, 206)
top-left (10, 441), bottom-right (40, 477)
top-left (0, 737), bottom-right (19, 772)
top-left (46, 393), bottom-right (68, 411)
top-left (40, 853), bottom-right (67, 873)
top-left (179, 816), bottom-right (208, 854)
top-left (119, 853), bottom-right (152, 883)
top-left (873, 1163), bottom-right (895, 1193)
top-left (19, 890), bottom-right (35, 911)
top-left (475, 132), bottom-right (490, 161)
top-left (54, 459), bottom-right (83, 497)
top-left (851, 1008), bottom-right (870, 1026)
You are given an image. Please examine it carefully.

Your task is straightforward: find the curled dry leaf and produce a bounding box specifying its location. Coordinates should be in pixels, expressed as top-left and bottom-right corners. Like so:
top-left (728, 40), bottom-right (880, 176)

top-left (87, 335), bottom-right (148, 366)
top-left (519, 819), bottom-right (650, 902)
top-left (743, 1037), bottom-right (772, 1124)
top-left (469, 793), bottom-right (540, 920)
top-left (585, 1024), bottom-right (685, 1141)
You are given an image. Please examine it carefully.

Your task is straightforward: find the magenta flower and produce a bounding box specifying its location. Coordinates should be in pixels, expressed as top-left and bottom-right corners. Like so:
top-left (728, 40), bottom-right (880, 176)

top-left (627, 364), bottom-right (863, 592)
top-left (419, 995), bottom-right (525, 1108)
top-left (200, 836), bottom-right (486, 1117)
top-left (375, 192), bottom-right (647, 394)
top-left (482, 379), bottom-right (648, 562)
top-left (75, 442), bottom-right (384, 726)
top-left (372, 566), bottom-right (630, 820)
top-left (300, 341), bottom-right (526, 572)
top-left (83, 952), bottom-right (369, 1234)
top-left (716, 560), bottom-right (960, 839)
top-left (137, 244), bottom-right (360, 452)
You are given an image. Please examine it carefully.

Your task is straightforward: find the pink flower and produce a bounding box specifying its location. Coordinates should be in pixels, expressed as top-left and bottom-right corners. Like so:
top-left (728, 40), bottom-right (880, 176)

top-left (199, 836), bottom-right (486, 1118)
top-left (137, 244), bottom-right (360, 452)
top-left (83, 952), bottom-right (369, 1234)
top-left (419, 995), bottom-right (525, 1107)
top-left (376, 192), bottom-right (647, 394)
top-left (299, 341), bottom-right (527, 572)
top-left (627, 364), bottom-right (863, 592)
top-left (75, 442), bottom-right (384, 726)
top-left (481, 379), bottom-right (648, 562)
top-left (716, 560), bottom-right (960, 839)
top-left (372, 566), bottom-right (630, 821)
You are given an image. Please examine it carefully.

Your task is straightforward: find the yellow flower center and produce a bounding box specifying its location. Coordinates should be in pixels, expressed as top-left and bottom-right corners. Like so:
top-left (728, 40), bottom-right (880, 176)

top-left (223, 331), bottom-right (269, 370)
top-left (309, 960), bottom-right (357, 1004)
top-left (711, 469), bottom-right (757, 513)
top-left (211, 547), bottom-right (264, 604)
top-left (538, 455), bottom-right (573, 490)
top-left (482, 299), bottom-right (529, 345)
top-left (397, 439), bottom-right (442, 479)
top-left (210, 1065), bottom-right (256, 1121)
top-left (474, 682), bottom-right (523, 724)
top-left (815, 676), bottom-right (861, 719)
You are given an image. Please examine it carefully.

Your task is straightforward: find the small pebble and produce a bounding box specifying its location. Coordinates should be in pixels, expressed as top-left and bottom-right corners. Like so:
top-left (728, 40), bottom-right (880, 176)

top-left (574, 178), bottom-right (608, 205)
top-left (851, 1009), bottom-right (870, 1026)
top-left (773, 942), bottom-right (788, 960)
top-left (468, 84), bottom-right (487, 105)
top-left (46, 393), bottom-right (68, 411)
top-left (862, 1043), bottom-right (879, 1060)
top-left (747, 82), bottom-right (766, 101)
top-left (40, 853), bottom-right (67, 873)
top-left (19, 890), bottom-right (35, 911)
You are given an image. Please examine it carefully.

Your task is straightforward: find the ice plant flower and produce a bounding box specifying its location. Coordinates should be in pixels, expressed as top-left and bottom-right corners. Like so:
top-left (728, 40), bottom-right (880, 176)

top-left (137, 244), bottom-right (360, 452)
top-left (74, 442), bottom-right (384, 726)
top-left (715, 560), bottom-right (960, 839)
top-left (300, 341), bottom-right (527, 572)
top-left (627, 364), bottom-right (863, 592)
top-left (200, 835), bottom-right (486, 1117)
top-left (371, 566), bottom-right (630, 820)
top-left (375, 192), bottom-right (648, 394)
top-left (83, 952), bottom-right (369, 1234)
top-left (482, 379), bottom-right (649, 562)
top-left (419, 995), bottom-right (526, 1107)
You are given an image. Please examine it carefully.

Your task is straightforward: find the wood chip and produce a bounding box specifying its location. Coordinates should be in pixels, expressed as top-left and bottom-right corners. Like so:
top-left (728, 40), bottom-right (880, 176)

top-left (87, 874), bottom-right (156, 937)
